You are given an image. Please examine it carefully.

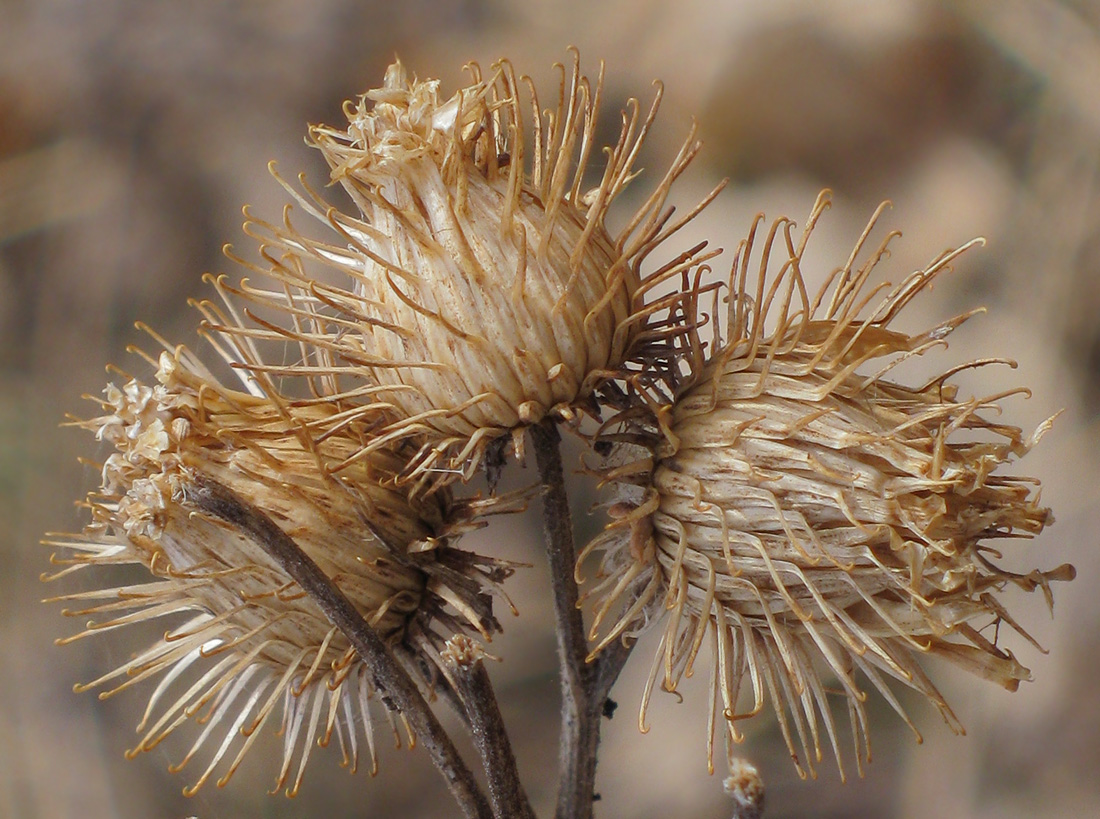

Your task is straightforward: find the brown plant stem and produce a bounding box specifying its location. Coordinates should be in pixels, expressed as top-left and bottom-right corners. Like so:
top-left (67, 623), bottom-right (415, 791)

top-left (531, 419), bottom-right (634, 819)
top-left (443, 636), bottom-right (537, 819)
top-left (188, 476), bottom-right (492, 819)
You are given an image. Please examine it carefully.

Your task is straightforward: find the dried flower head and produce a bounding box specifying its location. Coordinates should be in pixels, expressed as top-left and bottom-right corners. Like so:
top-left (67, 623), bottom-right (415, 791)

top-left (44, 340), bottom-right (517, 796)
top-left (214, 51), bottom-right (720, 486)
top-left (583, 191), bottom-right (1074, 779)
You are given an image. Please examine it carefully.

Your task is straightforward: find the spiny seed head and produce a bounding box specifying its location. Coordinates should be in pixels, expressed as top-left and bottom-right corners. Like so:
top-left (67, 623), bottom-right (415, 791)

top-left (45, 344), bottom-right (517, 796)
top-left (583, 191), bottom-right (1074, 781)
top-left (215, 51), bottom-right (720, 487)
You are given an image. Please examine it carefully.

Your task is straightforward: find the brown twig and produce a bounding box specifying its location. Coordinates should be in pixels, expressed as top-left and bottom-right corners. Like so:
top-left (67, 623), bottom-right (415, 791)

top-left (442, 635), bottom-right (536, 819)
top-left (531, 419), bottom-right (634, 819)
top-left (188, 476), bottom-right (492, 819)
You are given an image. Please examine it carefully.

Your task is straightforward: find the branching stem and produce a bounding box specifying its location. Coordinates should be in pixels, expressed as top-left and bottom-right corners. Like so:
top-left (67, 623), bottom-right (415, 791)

top-left (190, 425), bottom-right (638, 819)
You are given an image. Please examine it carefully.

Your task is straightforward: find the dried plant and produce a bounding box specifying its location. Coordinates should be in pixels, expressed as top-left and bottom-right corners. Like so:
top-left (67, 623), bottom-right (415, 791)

top-left (43, 54), bottom-right (1072, 819)
top-left (44, 342), bottom-right (519, 797)
top-left (583, 191), bottom-right (1074, 783)
top-left (216, 51), bottom-right (722, 489)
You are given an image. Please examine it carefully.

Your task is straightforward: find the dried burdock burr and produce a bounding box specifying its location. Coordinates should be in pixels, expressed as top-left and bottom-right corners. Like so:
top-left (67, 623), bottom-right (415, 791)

top-left (214, 50), bottom-right (722, 487)
top-left (583, 190), bottom-right (1075, 780)
top-left (44, 337), bottom-right (519, 796)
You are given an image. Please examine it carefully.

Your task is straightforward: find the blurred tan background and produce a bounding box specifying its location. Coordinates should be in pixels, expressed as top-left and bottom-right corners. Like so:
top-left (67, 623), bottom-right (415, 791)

top-left (4, 0), bottom-right (1100, 817)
